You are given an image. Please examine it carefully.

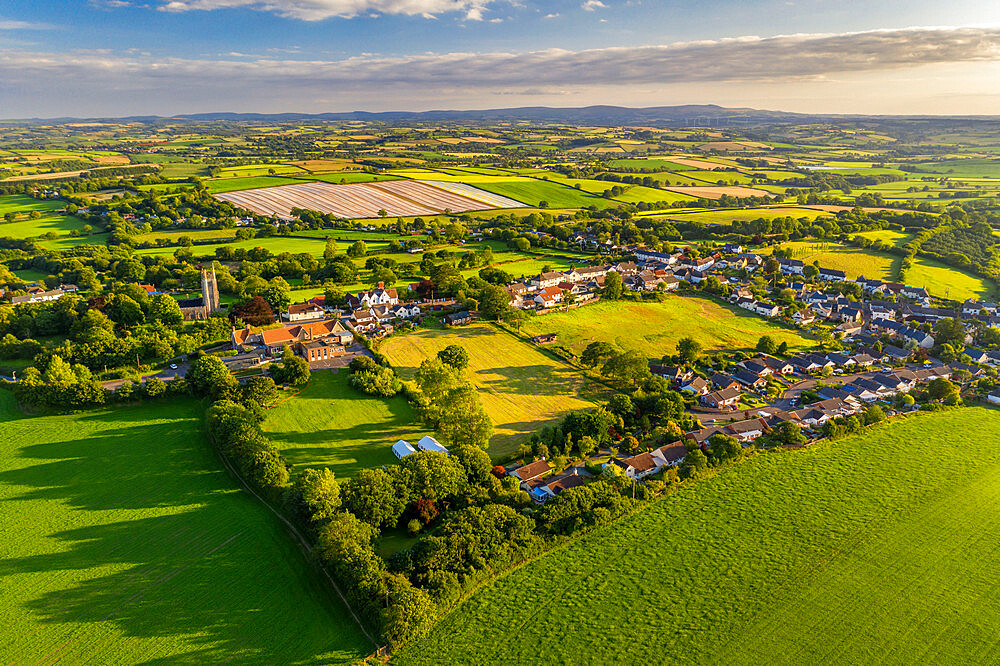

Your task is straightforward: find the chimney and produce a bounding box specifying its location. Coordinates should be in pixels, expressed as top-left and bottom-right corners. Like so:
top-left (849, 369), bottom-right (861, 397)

top-left (377, 281), bottom-right (384, 289)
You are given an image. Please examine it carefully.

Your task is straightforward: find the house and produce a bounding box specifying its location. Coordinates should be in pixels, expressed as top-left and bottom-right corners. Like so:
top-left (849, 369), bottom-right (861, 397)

top-left (347, 282), bottom-right (399, 309)
top-left (11, 289), bottom-right (66, 305)
top-left (755, 303), bottom-right (781, 318)
top-left (300, 339), bottom-right (347, 364)
top-left (701, 386), bottom-right (742, 408)
top-left (566, 265), bottom-right (609, 283)
top-left (818, 267), bottom-right (847, 281)
top-left (389, 303), bottom-right (422, 319)
top-left (444, 311), bottom-right (473, 326)
top-left (793, 309), bottom-right (816, 325)
top-left (231, 318), bottom-right (353, 355)
top-left (59, 283), bottom-right (79, 293)
top-left (605, 452), bottom-right (663, 480)
top-left (352, 309), bottom-right (378, 331)
top-left (531, 333), bottom-right (558, 345)
top-left (651, 442), bottom-right (688, 467)
top-left (988, 392), bottom-right (1000, 406)
top-left (509, 459), bottom-right (553, 487)
top-left (732, 368), bottom-right (767, 390)
top-left (531, 271), bottom-right (564, 288)
top-left (392, 440), bottom-right (417, 459)
top-left (417, 435), bottom-right (449, 455)
top-left (724, 418), bottom-right (769, 443)
top-left (778, 258), bottom-right (805, 275)
top-left (740, 359), bottom-right (773, 378)
top-left (680, 376), bottom-right (711, 395)
top-left (709, 373), bottom-right (741, 391)
top-left (528, 472), bottom-right (587, 503)
top-left (761, 356), bottom-right (795, 375)
top-left (533, 286), bottom-right (563, 308)
top-left (651, 365), bottom-right (694, 385)
top-left (284, 302), bottom-right (325, 322)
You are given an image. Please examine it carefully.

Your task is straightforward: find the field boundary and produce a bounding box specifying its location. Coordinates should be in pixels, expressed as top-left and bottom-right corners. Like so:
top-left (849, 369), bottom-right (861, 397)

top-left (205, 412), bottom-right (382, 652)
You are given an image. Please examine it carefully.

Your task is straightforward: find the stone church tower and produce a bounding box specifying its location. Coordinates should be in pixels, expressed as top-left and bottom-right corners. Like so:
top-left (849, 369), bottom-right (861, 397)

top-left (201, 266), bottom-right (220, 314)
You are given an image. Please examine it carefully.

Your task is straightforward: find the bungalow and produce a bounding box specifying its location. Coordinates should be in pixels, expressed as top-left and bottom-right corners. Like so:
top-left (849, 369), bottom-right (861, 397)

top-left (778, 258), bottom-right (806, 275)
top-left (509, 459), bottom-right (553, 488)
top-left (842, 383), bottom-right (880, 402)
top-left (392, 440), bottom-right (417, 459)
top-left (680, 376), bottom-right (711, 395)
top-left (651, 364), bottom-right (694, 385)
top-left (709, 373), bottom-right (741, 391)
top-left (605, 452), bottom-right (663, 480)
top-left (11, 289), bottom-right (66, 305)
top-left (761, 356), bottom-right (795, 375)
top-left (882, 344), bottom-right (912, 361)
top-left (528, 472), bottom-right (587, 503)
top-left (651, 442), bottom-right (689, 467)
top-left (740, 359), bottom-right (773, 377)
top-left (732, 368), bottom-right (768, 390)
top-left (701, 386), bottom-right (742, 408)
top-left (724, 418), bottom-right (769, 443)
top-left (444, 311), bottom-right (474, 326)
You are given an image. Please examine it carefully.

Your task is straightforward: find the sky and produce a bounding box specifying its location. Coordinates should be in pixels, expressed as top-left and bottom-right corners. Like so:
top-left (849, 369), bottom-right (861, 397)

top-left (2, 0), bottom-right (1000, 118)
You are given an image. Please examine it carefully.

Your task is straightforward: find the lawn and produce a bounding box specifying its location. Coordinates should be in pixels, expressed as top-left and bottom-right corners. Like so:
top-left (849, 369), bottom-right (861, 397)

top-left (397, 407), bottom-right (1000, 665)
top-left (0, 393), bottom-right (370, 663)
top-left (380, 324), bottom-right (604, 456)
top-left (263, 369), bottom-right (417, 479)
top-left (519, 296), bottom-right (812, 358)
top-left (906, 256), bottom-right (999, 301)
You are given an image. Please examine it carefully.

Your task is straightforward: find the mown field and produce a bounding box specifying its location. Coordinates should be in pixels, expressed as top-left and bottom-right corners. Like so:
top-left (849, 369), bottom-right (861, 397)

top-left (767, 240), bottom-right (899, 280)
top-left (0, 392), bottom-right (370, 663)
top-left (380, 324), bottom-right (604, 456)
top-left (397, 407), bottom-right (1000, 665)
top-left (520, 296), bottom-right (811, 358)
top-left (264, 369), bottom-right (416, 479)
top-left (472, 179), bottom-right (610, 209)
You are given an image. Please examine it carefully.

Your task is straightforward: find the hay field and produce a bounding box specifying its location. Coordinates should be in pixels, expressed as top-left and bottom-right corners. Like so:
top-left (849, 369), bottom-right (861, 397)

top-left (215, 180), bottom-right (525, 218)
top-left (652, 207), bottom-right (828, 224)
top-left (519, 296), bottom-right (811, 358)
top-left (398, 407), bottom-right (1000, 665)
top-left (380, 324), bottom-right (604, 456)
top-left (264, 370), bottom-right (417, 479)
top-left (662, 185), bottom-right (771, 199)
top-left (765, 241), bottom-right (899, 280)
top-left (0, 394), bottom-right (370, 663)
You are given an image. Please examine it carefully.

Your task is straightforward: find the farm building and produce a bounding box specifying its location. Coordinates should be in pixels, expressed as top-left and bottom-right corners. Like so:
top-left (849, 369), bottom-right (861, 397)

top-left (417, 435), bottom-right (449, 455)
top-left (392, 440), bottom-right (417, 459)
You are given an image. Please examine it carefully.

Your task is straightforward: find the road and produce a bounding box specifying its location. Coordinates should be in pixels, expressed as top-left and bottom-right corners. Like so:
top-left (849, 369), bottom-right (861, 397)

top-left (101, 360), bottom-right (190, 391)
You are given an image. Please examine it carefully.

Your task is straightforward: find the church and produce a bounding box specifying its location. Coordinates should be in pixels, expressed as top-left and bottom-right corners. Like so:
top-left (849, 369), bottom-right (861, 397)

top-left (178, 268), bottom-right (223, 320)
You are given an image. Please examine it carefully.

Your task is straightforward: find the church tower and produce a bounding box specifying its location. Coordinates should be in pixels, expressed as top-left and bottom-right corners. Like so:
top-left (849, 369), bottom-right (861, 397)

top-left (201, 267), bottom-right (220, 313)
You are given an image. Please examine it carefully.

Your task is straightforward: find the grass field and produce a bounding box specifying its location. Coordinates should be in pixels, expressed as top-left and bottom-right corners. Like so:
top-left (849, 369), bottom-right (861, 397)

top-left (397, 407), bottom-right (1000, 665)
top-left (766, 240), bottom-right (899, 280)
top-left (205, 175), bottom-right (307, 194)
top-left (263, 370), bottom-right (416, 479)
top-left (651, 206), bottom-right (828, 224)
top-left (0, 214), bottom-right (89, 239)
top-left (380, 324), bottom-right (604, 456)
top-left (0, 195), bottom-right (63, 215)
top-left (472, 179), bottom-right (610, 209)
top-left (906, 256), bottom-right (999, 301)
top-left (520, 296), bottom-right (811, 358)
top-left (853, 229), bottom-right (914, 249)
top-left (0, 393), bottom-right (370, 663)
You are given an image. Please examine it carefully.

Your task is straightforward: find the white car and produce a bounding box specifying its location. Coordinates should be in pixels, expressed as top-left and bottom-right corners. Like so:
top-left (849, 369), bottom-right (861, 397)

top-left (170, 363), bottom-right (178, 370)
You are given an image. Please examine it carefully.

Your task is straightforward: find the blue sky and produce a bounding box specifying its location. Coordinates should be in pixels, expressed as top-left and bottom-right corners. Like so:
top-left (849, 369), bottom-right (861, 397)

top-left (1, 0), bottom-right (1000, 117)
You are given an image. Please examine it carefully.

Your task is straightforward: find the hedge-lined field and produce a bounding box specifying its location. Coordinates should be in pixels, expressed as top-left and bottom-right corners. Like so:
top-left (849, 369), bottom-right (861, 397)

top-left (520, 296), bottom-right (811, 358)
top-left (264, 369), bottom-right (416, 478)
top-left (380, 323), bottom-right (604, 456)
top-left (397, 407), bottom-right (1000, 665)
top-left (0, 393), bottom-right (370, 663)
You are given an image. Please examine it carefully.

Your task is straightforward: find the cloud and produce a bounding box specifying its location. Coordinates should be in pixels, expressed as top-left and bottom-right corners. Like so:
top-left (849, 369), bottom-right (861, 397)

top-left (3, 25), bottom-right (1000, 116)
top-left (155, 0), bottom-right (496, 20)
top-left (581, 0), bottom-right (605, 10)
top-left (0, 18), bottom-right (53, 30)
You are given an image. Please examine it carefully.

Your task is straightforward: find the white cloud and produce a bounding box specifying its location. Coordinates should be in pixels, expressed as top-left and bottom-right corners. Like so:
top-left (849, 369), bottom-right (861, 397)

top-left (543, 12), bottom-right (559, 18)
top-left (155, 0), bottom-right (496, 20)
top-left (3, 25), bottom-right (1000, 116)
top-left (581, 0), bottom-right (605, 10)
top-left (0, 18), bottom-right (53, 30)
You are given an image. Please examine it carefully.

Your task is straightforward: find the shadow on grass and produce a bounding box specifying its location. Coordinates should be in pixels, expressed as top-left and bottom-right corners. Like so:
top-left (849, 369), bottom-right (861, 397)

top-left (0, 400), bottom-right (368, 664)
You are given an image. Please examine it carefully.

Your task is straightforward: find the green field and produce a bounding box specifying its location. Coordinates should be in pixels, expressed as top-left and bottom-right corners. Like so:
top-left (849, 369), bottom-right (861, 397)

top-left (520, 296), bottom-right (811, 358)
top-left (472, 179), bottom-right (610, 209)
top-left (263, 369), bottom-right (416, 479)
top-left (607, 157), bottom-right (697, 170)
top-left (380, 324), bottom-right (604, 456)
top-left (906, 256), bottom-right (999, 301)
top-left (766, 240), bottom-right (899, 280)
top-left (0, 213), bottom-right (89, 239)
top-left (853, 229), bottom-right (914, 249)
top-left (205, 175), bottom-right (308, 193)
top-left (398, 407), bottom-right (1000, 665)
top-left (0, 392), bottom-right (370, 663)
top-left (0, 195), bottom-right (64, 215)
top-left (652, 206), bottom-right (827, 224)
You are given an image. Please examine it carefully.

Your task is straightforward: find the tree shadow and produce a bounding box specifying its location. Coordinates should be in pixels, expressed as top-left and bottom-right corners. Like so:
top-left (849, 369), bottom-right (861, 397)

top-left (0, 400), bottom-right (369, 663)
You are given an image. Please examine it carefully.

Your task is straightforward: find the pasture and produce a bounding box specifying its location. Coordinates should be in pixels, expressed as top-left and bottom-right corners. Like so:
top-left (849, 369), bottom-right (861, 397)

top-left (0, 394), bottom-right (370, 663)
top-left (264, 370), bottom-right (417, 479)
top-left (380, 324), bottom-right (604, 456)
top-left (853, 228), bottom-right (914, 249)
top-left (519, 296), bottom-right (811, 359)
top-left (398, 407), bottom-right (1000, 665)
top-left (471, 179), bottom-right (610, 209)
top-left (0, 214), bottom-right (89, 239)
top-left (767, 241), bottom-right (899, 280)
top-left (650, 206), bottom-right (829, 224)
top-left (0, 195), bottom-right (63, 216)
top-left (906, 257), bottom-right (999, 301)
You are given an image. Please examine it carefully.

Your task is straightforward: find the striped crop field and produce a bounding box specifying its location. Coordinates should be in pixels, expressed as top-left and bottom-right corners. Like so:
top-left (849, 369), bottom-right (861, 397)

top-left (214, 180), bottom-right (525, 218)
